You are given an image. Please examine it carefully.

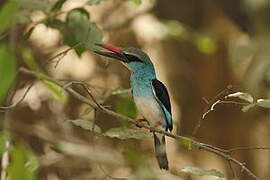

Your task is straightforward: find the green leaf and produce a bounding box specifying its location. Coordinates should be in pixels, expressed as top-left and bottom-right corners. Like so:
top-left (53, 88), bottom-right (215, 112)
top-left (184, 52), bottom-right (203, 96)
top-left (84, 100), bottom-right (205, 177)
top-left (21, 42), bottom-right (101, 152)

top-left (68, 119), bottom-right (101, 133)
top-left (8, 144), bottom-right (39, 180)
top-left (256, 99), bottom-right (270, 108)
top-left (178, 137), bottom-right (195, 150)
top-left (21, 48), bottom-right (42, 72)
top-left (0, 132), bottom-right (8, 156)
top-left (123, 149), bottom-right (149, 168)
top-left (120, 0), bottom-right (142, 5)
top-left (116, 98), bottom-right (136, 119)
top-left (0, 1), bottom-right (18, 34)
top-left (50, 0), bottom-right (67, 12)
top-left (18, 0), bottom-right (51, 12)
top-left (87, 0), bottom-right (105, 5)
top-left (42, 80), bottom-right (68, 103)
top-left (0, 44), bottom-right (16, 104)
top-left (21, 48), bottom-right (68, 103)
top-left (116, 98), bottom-right (136, 127)
top-left (64, 8), bottom-right (103, 56)
top-left (226, 92), bottom-right (254, 103)
top-left (13, 13), bottom-right (32, 25)
top-left (45, 19), bottom-right (65, 30)
top-left (181, 166), bottom-right (225, 179)
top-left (104, 127), bottom-right (151, 140)
top-left (132, 0), bottom-right (142, 5)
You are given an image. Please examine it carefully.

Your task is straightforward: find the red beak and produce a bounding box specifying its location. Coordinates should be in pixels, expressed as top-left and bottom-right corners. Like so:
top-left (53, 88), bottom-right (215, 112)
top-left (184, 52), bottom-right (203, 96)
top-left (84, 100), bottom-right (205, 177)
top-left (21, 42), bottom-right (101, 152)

top-left (94, 43), bottom-right (127, 62)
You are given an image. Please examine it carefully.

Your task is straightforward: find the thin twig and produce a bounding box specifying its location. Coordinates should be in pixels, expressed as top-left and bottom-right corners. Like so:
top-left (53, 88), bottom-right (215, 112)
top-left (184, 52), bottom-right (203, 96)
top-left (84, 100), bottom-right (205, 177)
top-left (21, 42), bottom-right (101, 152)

top-left (228, 160), bottom-right (238, 180)
top-left (19, 67), bottom-right (262, 180)
top-left (63, 81), bottom-right (103, 110)
top-left (0, 82), bottom-right (34, 112)
top-left (99, 165), bottom-right (127, 180)
top-left (227, 146), bottom-right (270, 153)
top-left (45, 42), bottom-right (83, 68)
top-left (192, 85), bottom-right (233, 136)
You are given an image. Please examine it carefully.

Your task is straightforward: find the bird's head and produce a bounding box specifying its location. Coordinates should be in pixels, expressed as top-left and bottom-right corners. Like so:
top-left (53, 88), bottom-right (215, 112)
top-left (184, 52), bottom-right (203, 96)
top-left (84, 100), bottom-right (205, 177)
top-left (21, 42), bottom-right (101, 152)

top-left (94, 44), bottom-right (154, 72)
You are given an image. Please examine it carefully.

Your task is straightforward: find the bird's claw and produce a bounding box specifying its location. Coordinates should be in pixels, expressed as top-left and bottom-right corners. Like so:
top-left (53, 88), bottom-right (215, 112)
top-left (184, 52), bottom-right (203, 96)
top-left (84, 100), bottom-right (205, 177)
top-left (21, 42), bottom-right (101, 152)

top-left (135, 118), bottom-right (149, 128)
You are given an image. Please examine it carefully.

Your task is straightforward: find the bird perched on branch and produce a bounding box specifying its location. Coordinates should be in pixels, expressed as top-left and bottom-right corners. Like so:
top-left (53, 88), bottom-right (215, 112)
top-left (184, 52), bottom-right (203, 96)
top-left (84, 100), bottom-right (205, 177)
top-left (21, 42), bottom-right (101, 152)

top-left (94, 44), bottom-right (173, 170)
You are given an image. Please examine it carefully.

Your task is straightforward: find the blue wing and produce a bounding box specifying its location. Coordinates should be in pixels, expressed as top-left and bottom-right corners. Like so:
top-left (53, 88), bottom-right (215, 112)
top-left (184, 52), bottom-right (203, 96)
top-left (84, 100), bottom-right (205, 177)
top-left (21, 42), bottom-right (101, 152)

top-left (151, 79), bottom-right (173, 131)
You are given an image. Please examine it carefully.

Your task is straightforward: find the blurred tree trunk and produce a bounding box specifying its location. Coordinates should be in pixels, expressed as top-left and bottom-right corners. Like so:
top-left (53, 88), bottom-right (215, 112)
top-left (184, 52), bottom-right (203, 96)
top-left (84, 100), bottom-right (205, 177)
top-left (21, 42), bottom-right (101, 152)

top-left (154, 0), bottom-right (254, 179)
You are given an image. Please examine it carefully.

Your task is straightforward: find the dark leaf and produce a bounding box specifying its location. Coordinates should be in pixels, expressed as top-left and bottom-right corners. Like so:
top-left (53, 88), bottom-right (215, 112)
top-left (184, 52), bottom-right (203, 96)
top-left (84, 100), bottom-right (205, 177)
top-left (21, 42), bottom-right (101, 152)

top-left (64, 8), bottom-right (102, 56)
top-left (22, 27), bottom-right (35, 41)
top-left (45, 19), bottom-right (65, 30)
top-left (51, 0), bottom-right (67, 12)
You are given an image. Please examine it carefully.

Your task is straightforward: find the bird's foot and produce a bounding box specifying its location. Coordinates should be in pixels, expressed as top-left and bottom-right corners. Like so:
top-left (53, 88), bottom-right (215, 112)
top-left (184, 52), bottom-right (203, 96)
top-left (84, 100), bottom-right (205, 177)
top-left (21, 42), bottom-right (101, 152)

top-left (135, 118), bottom-right (149, 128)
top-left (150, 121), bottom-right (162, 132)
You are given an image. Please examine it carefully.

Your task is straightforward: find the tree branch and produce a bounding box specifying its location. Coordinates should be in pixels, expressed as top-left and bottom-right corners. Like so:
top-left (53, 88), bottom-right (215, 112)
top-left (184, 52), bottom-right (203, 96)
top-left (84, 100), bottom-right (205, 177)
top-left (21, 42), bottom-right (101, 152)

top-left (19, 67), bottom-right (263, 180)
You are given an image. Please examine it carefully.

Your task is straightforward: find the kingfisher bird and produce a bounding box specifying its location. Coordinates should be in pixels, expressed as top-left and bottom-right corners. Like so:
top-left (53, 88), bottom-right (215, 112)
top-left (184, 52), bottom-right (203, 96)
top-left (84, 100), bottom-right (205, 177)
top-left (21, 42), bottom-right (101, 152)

top-left (94, 44), bottom-right (173, 170)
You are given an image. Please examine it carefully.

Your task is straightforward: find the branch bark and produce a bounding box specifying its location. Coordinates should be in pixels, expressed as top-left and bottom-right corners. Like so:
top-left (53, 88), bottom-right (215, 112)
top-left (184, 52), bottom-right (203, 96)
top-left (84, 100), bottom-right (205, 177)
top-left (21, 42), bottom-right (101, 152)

top-left (18, 67), bottom-right (263, 180)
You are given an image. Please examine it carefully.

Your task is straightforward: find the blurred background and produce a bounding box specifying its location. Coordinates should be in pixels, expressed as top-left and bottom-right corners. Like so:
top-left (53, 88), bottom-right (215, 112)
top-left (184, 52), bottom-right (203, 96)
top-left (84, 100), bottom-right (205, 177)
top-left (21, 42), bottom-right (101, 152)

top-left (1, 0), bottom-right (270, 179)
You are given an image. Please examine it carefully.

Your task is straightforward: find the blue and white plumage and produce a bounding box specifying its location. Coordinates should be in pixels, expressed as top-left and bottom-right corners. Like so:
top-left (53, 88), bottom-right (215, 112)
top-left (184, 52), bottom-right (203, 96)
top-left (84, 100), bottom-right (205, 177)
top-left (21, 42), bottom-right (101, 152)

top-left (94, 44), bottom-right (173, 169)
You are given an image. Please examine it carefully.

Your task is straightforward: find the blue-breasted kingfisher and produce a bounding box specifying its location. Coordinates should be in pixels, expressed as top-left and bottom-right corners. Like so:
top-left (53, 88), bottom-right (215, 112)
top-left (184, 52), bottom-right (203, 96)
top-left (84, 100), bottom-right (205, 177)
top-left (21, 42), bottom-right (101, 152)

top-left (94, 44), bottom-right (173, 170)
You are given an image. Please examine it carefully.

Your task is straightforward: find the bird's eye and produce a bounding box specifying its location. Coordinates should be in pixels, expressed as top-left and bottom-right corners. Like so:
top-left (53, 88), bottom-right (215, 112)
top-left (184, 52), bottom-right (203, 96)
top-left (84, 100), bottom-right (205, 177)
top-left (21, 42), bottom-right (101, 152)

top-left (123, 54), bottom-right (143, 63)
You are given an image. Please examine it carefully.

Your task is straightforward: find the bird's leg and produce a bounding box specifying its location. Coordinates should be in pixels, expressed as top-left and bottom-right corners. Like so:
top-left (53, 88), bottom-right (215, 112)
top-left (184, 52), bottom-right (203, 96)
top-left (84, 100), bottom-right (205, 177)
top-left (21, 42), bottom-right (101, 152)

top-left (150, 121), bottom-right (163, 132)
top-left (135, 118), bottom-right (149, 128)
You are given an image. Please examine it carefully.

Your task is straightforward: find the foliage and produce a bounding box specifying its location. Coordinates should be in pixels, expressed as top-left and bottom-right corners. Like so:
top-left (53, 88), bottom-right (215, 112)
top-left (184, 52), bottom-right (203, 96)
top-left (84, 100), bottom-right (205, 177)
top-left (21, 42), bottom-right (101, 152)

top-left (181, 166), bottom-right (225, 179)
top-left (1, 0), bottom-right (270, 179)
top-left (63, 8), bottom-right (103, 56)
top-left (116, 97), bottom-right (137, 126)
top-left (225, 91), bottom-right (270, 112)
top-left (0, 1), bottom-right (18, 34)
top-left (68, 119), bottom-right (101, 133)
top-left (0, 132), bottom-right (39, 180)
top-left (8, 143), bottom-right (39, 180)
top-left (0, 44), bottom-right (16, 104)
top-left (21, 48), bottom-right (68, 103)
top-left (104, 127), bottom-right (151, 140)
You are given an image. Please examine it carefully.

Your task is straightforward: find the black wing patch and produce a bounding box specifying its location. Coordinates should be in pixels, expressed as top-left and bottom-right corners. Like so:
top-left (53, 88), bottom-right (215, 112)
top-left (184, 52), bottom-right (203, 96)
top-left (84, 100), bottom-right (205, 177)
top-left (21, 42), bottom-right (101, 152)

top-left (152, 79), bottom-right (171, 115)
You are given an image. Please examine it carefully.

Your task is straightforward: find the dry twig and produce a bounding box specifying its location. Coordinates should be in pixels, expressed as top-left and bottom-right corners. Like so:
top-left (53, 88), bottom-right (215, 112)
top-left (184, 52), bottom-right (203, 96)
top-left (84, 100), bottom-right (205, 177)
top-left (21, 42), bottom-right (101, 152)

top-left (192, 85), bottom-right (233, 136)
